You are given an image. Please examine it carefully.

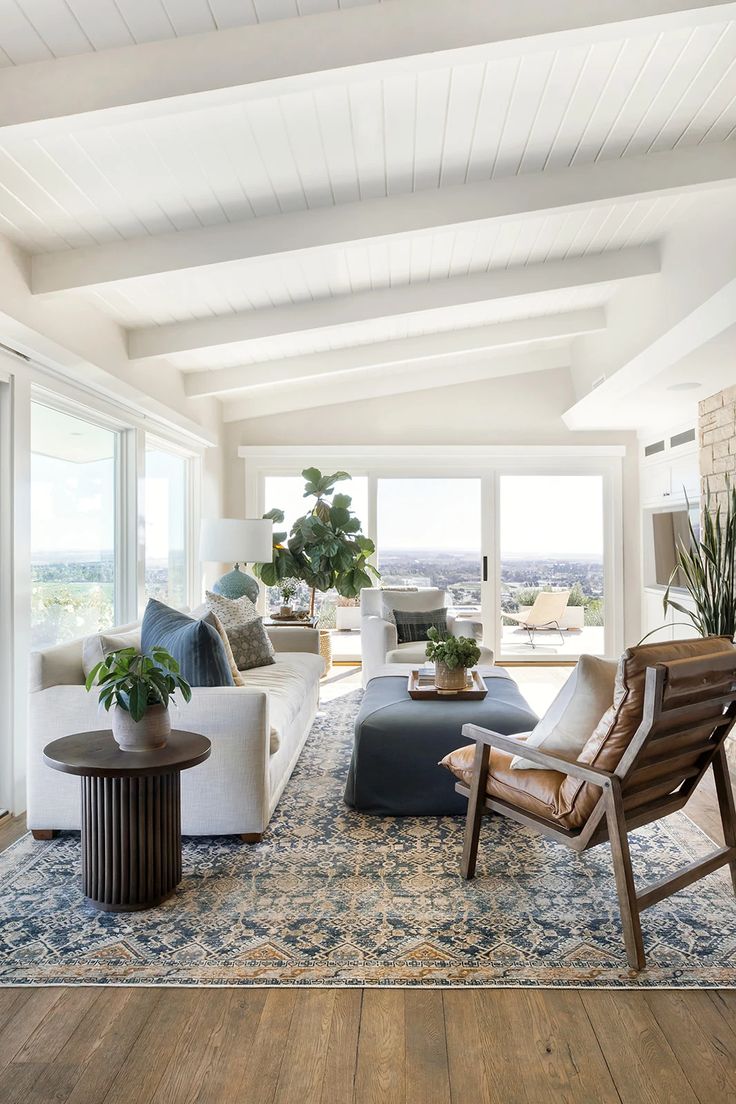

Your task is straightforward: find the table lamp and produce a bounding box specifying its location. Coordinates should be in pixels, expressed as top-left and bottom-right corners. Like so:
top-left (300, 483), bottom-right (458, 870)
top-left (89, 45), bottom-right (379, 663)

top-left (199, 518), bottom-right (273, 602)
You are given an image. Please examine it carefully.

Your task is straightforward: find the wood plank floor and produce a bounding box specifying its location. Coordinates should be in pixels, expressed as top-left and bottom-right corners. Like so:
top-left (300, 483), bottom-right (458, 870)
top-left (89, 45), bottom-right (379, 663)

top-left (2, 768), bottom-right (736, 1102)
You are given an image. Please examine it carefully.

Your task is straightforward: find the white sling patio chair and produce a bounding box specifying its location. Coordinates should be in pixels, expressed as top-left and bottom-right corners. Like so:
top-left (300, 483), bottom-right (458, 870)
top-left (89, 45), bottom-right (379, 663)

top-left (504, 589), bottom-right (571, 648)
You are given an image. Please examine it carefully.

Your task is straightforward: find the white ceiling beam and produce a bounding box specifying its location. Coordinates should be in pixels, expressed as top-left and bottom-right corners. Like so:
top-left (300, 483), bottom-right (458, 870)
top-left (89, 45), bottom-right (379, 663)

top-left (222, 347), bottom-right (571, 421)
top-left (32, 144), bottom-right (736, 295)
top-left (564, 276), bottom-right (736, 428)
top-left (128, 246), bottom-right (658, 361)
top-left (1, 1), bottom-right (733, 140)
top-left (184, 308), bottom-right (606, 398)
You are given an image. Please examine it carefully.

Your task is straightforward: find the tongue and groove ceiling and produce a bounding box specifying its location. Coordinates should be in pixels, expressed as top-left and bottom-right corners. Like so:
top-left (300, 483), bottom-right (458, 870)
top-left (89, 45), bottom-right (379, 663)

top-left (1, 0), bottom-right (736, 425)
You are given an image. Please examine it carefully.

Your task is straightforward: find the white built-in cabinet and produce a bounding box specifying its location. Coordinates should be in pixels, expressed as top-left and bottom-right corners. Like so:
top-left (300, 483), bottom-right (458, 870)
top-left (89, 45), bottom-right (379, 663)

top-left (640, 426), bottom-right (700, 643)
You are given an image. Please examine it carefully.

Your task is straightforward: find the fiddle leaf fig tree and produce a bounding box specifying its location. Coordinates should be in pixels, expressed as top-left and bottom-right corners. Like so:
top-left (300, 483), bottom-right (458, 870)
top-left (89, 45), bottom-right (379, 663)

top-left (253, 469), bottom-right (380, 614)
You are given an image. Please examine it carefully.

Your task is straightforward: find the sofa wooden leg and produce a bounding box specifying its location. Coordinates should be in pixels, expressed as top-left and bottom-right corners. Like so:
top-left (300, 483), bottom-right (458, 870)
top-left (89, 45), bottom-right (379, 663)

top-left (461, 742), bottom-right (491, 881)
top-left (32, 829), bottom-right (59, 840)
top-left (240, 833), bottom-right (263, 844)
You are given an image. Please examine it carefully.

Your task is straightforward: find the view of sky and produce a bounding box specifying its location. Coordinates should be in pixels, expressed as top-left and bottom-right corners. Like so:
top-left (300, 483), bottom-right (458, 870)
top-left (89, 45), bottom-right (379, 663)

top-left (500, 475), bottom-right (604, 558)
top-left (30, 404), bottom-right (187, 563)
top-left (264, 474), bottom-right (604, 557)
top-left (145, 448), bottom-right (186, 563)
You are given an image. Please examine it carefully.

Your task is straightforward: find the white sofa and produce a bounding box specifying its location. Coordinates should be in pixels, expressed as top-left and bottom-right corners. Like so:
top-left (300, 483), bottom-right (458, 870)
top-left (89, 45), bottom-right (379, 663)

top-left (27, 622), bottom-right (324, 841)
top-left (360, 587), bottom-right (494, 686)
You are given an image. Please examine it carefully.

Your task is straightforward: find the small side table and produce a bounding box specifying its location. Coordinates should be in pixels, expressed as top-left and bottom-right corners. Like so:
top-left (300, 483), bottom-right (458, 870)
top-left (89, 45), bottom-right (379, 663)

top-left (43, 730), bottom-right (210, 913)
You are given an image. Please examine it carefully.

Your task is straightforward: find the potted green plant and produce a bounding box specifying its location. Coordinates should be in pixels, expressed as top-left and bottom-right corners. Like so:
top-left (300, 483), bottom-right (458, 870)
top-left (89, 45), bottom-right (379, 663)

top-left (425, 627), bottom-right (481, 691)
top-left (85, 647), bottom-right (192, 752)
top-left (254, 468), bottom-right (380, 616)
top-left (278, 578), bottom-right (299, 618)
top-left (664, 478), bottom-right (736, 638)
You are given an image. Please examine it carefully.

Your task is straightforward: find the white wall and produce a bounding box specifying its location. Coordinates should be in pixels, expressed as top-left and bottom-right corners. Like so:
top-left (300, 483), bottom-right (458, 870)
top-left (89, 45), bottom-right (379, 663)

top-left (223, 365), bottom-right (641, 647)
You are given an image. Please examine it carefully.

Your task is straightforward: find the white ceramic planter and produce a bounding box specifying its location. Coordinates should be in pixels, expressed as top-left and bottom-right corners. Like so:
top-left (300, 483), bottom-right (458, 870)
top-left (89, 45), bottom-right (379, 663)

top-left (336, 606), bottom-right (361, 631)
top-left (112, 703), bottom-right (171, 752)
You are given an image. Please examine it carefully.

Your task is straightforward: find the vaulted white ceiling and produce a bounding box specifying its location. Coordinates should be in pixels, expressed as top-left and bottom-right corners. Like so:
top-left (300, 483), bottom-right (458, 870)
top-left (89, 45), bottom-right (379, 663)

top-left (0, 0), bottom-right (735, 424)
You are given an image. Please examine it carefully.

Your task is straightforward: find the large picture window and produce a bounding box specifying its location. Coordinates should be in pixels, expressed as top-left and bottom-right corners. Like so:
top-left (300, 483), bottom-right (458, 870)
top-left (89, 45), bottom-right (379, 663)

top-left (145, 444), bottom-right (189, 608)
top-left (30, 402), bottom-right (118, 648)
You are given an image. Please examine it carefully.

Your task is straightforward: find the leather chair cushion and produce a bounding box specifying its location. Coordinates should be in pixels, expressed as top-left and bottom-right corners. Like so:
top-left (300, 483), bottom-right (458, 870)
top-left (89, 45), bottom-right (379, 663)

top-left (440, 738), bottom-right (568, 827)
top-left (558, 635), bottom-right (736, 828)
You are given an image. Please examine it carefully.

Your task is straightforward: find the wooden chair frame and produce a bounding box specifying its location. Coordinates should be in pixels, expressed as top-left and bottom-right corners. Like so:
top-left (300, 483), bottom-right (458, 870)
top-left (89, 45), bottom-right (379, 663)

top-left (457, 656), bottom-right (736, 970)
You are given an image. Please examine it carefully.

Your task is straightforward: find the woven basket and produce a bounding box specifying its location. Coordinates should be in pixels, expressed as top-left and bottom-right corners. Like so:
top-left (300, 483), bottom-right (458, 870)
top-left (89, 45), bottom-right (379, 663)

top-left (319, 629), bottom-right (332, 673)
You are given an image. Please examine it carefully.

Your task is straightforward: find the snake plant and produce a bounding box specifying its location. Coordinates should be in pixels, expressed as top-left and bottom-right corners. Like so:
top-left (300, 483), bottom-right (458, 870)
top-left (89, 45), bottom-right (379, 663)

top-left (664, 476), bottom-right (736, 638)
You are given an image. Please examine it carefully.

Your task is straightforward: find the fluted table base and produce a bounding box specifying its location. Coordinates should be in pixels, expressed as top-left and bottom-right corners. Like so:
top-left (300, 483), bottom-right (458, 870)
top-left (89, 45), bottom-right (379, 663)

top-left (81, 772), bottom-right (182, 912)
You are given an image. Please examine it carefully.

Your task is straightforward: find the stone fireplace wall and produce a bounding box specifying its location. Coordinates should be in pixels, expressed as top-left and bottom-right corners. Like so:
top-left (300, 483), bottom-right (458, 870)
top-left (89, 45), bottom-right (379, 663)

top-left (699, 385), bottom-right (736, 507)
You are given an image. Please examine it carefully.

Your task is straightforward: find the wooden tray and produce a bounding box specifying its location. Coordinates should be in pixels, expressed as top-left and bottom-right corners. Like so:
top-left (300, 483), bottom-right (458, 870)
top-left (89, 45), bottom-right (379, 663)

top-left (408, 668), bottom-right (488, 701)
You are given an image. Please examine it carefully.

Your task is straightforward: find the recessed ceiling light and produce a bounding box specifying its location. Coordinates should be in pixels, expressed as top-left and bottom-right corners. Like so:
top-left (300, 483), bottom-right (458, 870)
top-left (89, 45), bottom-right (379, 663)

top-left (666, 381), bottom-right (701, 392)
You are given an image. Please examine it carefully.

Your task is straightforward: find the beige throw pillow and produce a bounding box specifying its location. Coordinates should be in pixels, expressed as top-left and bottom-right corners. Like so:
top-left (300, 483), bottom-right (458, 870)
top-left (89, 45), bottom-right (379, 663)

top-left (510, 655), bottom-right (617, 771)
top-left (82, 629), bottom-right (140, 680)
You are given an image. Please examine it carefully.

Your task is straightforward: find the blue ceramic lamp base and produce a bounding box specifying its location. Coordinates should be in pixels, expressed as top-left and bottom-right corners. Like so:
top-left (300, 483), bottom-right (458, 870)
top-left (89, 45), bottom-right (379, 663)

top-left (211, 565), bottom-right (260, 603)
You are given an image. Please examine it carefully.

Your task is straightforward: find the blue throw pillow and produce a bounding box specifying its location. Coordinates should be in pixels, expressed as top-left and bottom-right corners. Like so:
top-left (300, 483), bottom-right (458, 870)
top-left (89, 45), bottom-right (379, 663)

top-left (140, 599), bottom-right (235, 688)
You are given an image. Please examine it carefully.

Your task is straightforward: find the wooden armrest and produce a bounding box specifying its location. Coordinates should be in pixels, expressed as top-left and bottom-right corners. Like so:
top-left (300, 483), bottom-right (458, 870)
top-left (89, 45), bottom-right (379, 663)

top-left (460, 723), bottom-right (615, 787)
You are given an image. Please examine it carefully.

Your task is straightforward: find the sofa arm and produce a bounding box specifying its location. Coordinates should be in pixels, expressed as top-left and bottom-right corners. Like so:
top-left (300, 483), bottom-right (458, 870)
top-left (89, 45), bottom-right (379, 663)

top-left (361, 615), bottom-right (398, 686)
top-left (27, 684), bottom-right (273, 835)
top-left (266, 625), bottom-right (320, 654)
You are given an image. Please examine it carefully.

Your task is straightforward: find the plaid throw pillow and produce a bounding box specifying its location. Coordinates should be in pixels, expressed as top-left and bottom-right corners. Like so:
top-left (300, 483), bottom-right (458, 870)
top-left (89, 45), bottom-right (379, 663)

top-left (392, 607), bottom-right (448, 646)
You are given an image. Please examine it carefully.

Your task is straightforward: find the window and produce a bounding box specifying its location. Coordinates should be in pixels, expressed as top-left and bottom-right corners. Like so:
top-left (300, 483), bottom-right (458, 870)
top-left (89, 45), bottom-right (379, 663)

top-left (30, 402), bottom-right (118, 648)
top-left (145, 444), bottom-right (189, 608)
top-left (262, 474), bottom-right (369, 619)
top-left (377, 478), bottom-right (482, 607)
top-left (499, 474), bottom-right (605, 657)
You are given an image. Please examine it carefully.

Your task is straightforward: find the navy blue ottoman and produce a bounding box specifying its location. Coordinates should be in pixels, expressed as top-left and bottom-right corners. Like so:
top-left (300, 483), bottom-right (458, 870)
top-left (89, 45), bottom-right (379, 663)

top-left (344, 669), bottom-right (538, 815)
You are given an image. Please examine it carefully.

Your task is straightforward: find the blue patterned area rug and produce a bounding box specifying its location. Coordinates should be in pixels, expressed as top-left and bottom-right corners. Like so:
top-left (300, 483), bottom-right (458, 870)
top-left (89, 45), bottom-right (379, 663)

top-left (2, 690), bottom-right (735, 988)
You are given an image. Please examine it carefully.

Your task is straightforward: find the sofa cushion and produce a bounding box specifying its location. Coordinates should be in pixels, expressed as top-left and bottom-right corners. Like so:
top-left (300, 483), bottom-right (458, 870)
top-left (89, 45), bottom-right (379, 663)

top-left (204, 591), bottom-right (275, 671)
top-left (240, 652), bottom-right (324, 754)
top-left (141, 599), bottom-right (234, 688)
top-left (82, 629), bottom-right (141, 680)
top-left (556, 635), bottom-right (736, 828)
top-left (392, 606), bottom-right (448, 645)
top-left (510, 655), bottom-right (617, 770)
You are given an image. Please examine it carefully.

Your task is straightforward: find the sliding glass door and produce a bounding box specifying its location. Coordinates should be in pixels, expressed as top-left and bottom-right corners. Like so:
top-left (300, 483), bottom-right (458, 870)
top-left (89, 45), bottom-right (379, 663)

top-left (498, 474), bottom-right (605, 659)
top-left (376, 478), bottom-right (482, 607)
top-left (249, 451), bottom-right (621, 664)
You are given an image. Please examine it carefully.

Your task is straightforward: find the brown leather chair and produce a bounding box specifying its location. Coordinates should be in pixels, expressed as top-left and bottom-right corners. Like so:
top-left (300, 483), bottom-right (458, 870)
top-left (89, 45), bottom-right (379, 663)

top-left (441, 637), bottom-right (736, 970)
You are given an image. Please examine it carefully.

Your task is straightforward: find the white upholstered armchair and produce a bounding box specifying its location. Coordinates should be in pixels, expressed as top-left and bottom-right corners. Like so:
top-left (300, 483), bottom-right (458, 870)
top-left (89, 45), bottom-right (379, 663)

top-left (360, 587), bottom-right (494, 686)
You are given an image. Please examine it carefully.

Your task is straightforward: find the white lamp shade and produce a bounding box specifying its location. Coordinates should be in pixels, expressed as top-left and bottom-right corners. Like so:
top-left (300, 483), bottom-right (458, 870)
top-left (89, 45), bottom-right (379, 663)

top-left (199, 518), bottom-right (273, 564)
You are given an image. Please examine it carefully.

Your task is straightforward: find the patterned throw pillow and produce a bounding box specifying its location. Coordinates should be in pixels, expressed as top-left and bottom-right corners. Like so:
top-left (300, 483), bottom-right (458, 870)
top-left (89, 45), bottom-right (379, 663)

top-left (204, 591), bottom-right (275, 671)
top-left (140, 600), bottom-right (234, 687)
top-left (392, 607), bottom-right (448, 646)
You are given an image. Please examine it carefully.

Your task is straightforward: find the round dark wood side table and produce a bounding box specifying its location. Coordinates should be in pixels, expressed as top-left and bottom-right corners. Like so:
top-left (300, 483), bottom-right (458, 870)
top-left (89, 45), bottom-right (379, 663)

top-left (43, 730), bottom-right (211, 913)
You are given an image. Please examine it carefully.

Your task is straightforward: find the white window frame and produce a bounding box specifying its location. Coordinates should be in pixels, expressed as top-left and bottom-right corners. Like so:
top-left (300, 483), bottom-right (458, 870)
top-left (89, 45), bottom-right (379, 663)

top-left (142, 434), bottom-right (201, 613)
top-left (240, 445), bottom-right (625, 661)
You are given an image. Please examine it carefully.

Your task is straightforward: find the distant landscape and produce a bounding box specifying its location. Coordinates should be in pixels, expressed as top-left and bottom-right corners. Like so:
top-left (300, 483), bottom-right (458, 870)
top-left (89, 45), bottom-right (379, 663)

top-left (377, 548), bottom-right (604, 625)
top-left (32, 546), bottom-right (605, 646)
top-left (31, 551), bottom-right (183, 647)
